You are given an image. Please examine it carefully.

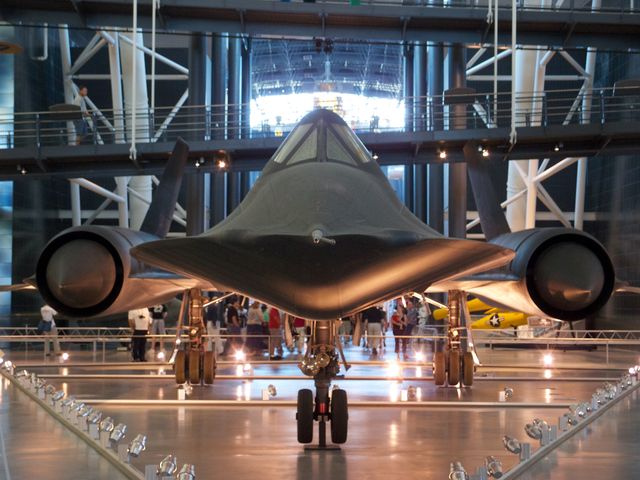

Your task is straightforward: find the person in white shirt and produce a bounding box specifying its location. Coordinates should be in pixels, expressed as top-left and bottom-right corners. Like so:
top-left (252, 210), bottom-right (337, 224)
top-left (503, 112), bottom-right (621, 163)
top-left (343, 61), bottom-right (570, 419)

top-left (40, 304), bottom-right (61, 356)
top-left (73, 85), bottom-right (91, 145)
top-left (128, 308), bottom-right (151, 362)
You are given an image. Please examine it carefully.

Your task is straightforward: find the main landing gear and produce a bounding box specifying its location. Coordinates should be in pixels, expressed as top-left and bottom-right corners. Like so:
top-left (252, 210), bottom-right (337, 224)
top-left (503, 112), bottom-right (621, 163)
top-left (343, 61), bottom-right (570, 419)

top-left (297, 320), bottom-right (349, 450)
top-left (433, 290), bottom-right (475, 387)
top-left (174, 288), bottom-right (216, 386)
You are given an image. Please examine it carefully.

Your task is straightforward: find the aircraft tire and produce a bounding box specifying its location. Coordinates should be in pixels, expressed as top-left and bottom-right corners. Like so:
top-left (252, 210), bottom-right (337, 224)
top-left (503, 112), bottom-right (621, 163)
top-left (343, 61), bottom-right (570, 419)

top-left (297, 389), bottom-right (314, 444)
top-left (448, 350), bottom-right (460, 386)
top-left (330, 389), bottom-right (349, 444)
top-left (175, 350), bottom-right (186, 384)
top-left (462, 352), bottom-right (474, 387)
top-left (434, 352), bottom-right (446, 386)
top-left (203, 351), bottom-right (216, 385)
top-left (189, 350), bottom-right (201, 384)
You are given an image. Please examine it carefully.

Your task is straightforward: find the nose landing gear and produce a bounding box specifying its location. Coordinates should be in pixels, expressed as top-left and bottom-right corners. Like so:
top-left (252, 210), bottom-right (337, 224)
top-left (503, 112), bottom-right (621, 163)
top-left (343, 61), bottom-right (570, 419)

top-left (296, 320), bottom-right (349, 450)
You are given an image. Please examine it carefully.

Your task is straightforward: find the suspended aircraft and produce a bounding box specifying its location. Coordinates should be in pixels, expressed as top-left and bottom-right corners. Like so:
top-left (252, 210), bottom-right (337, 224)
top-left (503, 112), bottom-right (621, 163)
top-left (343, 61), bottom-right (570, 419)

top-left (25, 109), bottom-right (622, 448)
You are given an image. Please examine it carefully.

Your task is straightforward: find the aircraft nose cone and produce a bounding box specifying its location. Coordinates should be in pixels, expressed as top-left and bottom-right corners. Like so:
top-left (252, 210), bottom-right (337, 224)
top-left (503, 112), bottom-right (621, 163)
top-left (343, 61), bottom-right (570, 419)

top-left (531, 241), bottom-right (605, 311)
top-left (45, 239), bottom-right (117, 309)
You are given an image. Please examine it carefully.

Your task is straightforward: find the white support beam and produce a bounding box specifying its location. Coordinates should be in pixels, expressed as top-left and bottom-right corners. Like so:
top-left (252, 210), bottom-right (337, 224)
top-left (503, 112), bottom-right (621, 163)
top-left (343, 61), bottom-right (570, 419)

top-left (472, 101), bottom-right (495, 128)
top-left (466, 188), bottom-right (528, 230)
top-left (70, 182), bottom-right (81, 226)
top-left (466, 47), bottom-right (487, 69)
top-left (537, 183), bottom-right (572, 227)
top-left (69, 38), bottom-right (107, 75)
top-left (534, 157), bottom-right (580, 183)
top-left (153, 89), bottom-right (189, 142)
top-left (108, 32), bottom-right (125, 144)
top-left (118, 33), bottom-right (188, 74)
top-left (559, 50), bottom-right (590, 78)
top-left (525, 159), bottom-right (539, 228)
top-left (70, 178), bottom-right (126, 204)
top-left (466, 49), bottom-right (512, 76)
top-left (539, 50), bottom-right (556, 67)
top-left (574, 158), bottom-right (587, 230)
top-left (84, 197), bottom-right (113, 225)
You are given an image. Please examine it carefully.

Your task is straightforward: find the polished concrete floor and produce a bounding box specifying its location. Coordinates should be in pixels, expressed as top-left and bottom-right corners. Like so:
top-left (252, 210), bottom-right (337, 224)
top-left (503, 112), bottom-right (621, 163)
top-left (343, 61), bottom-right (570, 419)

top-left (0, 376), bottom-right (127, 480)
top-left (1, 342), bottom-right (639, 479)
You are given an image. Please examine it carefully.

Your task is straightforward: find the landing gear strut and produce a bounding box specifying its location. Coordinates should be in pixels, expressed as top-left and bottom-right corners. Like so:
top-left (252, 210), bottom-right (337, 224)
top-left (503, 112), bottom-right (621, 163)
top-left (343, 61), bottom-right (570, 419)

top-left (297, 320), bottom-right (349, 449)
top-left (433, 290), bottom-right (475, 387)
top-left (173, 288), bottom-right (216, 385)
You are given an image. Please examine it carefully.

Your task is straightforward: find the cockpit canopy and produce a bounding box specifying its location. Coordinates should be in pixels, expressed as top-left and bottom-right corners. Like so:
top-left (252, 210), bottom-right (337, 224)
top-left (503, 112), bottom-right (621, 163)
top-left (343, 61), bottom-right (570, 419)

top-left (265, 109), bottom-right (373, 172)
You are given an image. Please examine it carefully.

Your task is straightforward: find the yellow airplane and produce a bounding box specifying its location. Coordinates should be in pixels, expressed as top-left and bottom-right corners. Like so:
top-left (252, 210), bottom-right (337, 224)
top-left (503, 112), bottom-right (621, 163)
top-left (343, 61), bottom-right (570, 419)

top-left (432, 298), bottom-right (528, 329)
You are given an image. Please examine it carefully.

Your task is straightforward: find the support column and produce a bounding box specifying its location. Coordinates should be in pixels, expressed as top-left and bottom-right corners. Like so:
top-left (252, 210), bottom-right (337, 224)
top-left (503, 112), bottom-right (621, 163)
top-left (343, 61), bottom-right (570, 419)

top-left (212, 34), bottom-right (228, 140)
top-left (404, 165), bottom-right (414, 211)
top-left (58, 26), bottom-right (76, 145)
top-left (240, 172), bottom-right (251, 200)
top-left (413, 42), bottom-right (426, 131)
top-left (212, 170), bottom-right (226, 226)
top-left (227, 171), bottom-right (242, 214)
top-left (427, 43), bottom-right (444, 233)
top-left (412, 42), bottom-right (427, 220)
top-left (228, 36), bottom-right (242, 140)
top-left (120, 32), bottom-right (152, 230)
top-left (108, 34), bottom-right (130, 228)
top-left (447, 44), bottom-right (467, 239)
top-left (241, 38), bottom-right (252, 139)
top-left (403, 43), bottom-right (414, 132)
top-left (186, 32), bottom-right (207, 236)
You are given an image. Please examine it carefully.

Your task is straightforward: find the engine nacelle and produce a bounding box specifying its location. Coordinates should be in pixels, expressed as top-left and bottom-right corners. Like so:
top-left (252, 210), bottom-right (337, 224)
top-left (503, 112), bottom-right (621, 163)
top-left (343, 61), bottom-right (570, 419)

top-left (489, 228), bottom-right (615, 321)
top-left (36, 226), bottom-right (169, 318)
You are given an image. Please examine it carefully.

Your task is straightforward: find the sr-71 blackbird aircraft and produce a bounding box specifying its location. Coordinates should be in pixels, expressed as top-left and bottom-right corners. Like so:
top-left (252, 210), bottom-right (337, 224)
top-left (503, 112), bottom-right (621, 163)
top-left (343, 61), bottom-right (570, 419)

top-left (30, 109), bottom-right (618, 447)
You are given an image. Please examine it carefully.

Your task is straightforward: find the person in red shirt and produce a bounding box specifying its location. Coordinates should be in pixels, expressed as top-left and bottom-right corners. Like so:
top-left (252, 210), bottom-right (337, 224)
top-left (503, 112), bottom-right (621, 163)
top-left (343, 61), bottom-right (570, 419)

top-left (268, 306), bottom-right (284, 360)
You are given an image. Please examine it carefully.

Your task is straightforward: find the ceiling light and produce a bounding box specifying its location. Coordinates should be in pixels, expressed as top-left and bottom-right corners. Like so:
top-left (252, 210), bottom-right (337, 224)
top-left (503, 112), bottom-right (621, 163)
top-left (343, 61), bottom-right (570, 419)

top-left (372, 153), bottom-right (379, 160)
top-left (553, 142), bottom-right (563, 152)
top-left (482, 148), bottom-right (489, 158)
top-left (438, 149), bottom-right (447, 160)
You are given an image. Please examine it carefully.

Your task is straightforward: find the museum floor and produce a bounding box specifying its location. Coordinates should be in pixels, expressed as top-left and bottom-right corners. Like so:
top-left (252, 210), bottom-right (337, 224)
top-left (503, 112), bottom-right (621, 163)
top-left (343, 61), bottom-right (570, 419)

top-left (1, 342), bottom-right (639, 479)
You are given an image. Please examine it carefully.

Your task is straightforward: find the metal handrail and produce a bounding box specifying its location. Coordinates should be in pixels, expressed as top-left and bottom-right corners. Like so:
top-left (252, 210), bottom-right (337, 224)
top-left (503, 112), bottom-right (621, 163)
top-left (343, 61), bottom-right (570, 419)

top-left (2, 86), bottom-right (639, 150)
top-left (295, 0), bottom-right (639, 13)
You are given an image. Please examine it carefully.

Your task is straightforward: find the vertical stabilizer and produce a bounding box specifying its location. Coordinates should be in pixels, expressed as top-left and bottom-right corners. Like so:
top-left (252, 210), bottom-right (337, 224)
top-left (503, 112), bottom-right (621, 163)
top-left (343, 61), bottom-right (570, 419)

top-left (463, 141), bottom-right (511, 241)
top-left (140, 137), bottom-right (189, 238)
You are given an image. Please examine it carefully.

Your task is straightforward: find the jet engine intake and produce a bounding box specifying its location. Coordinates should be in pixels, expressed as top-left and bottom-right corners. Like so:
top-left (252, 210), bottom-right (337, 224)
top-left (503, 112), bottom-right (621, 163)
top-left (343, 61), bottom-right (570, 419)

top-left (35, 226), bottom-right (161, 317)
top-left (490, 228), bottom-right (615, 321)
